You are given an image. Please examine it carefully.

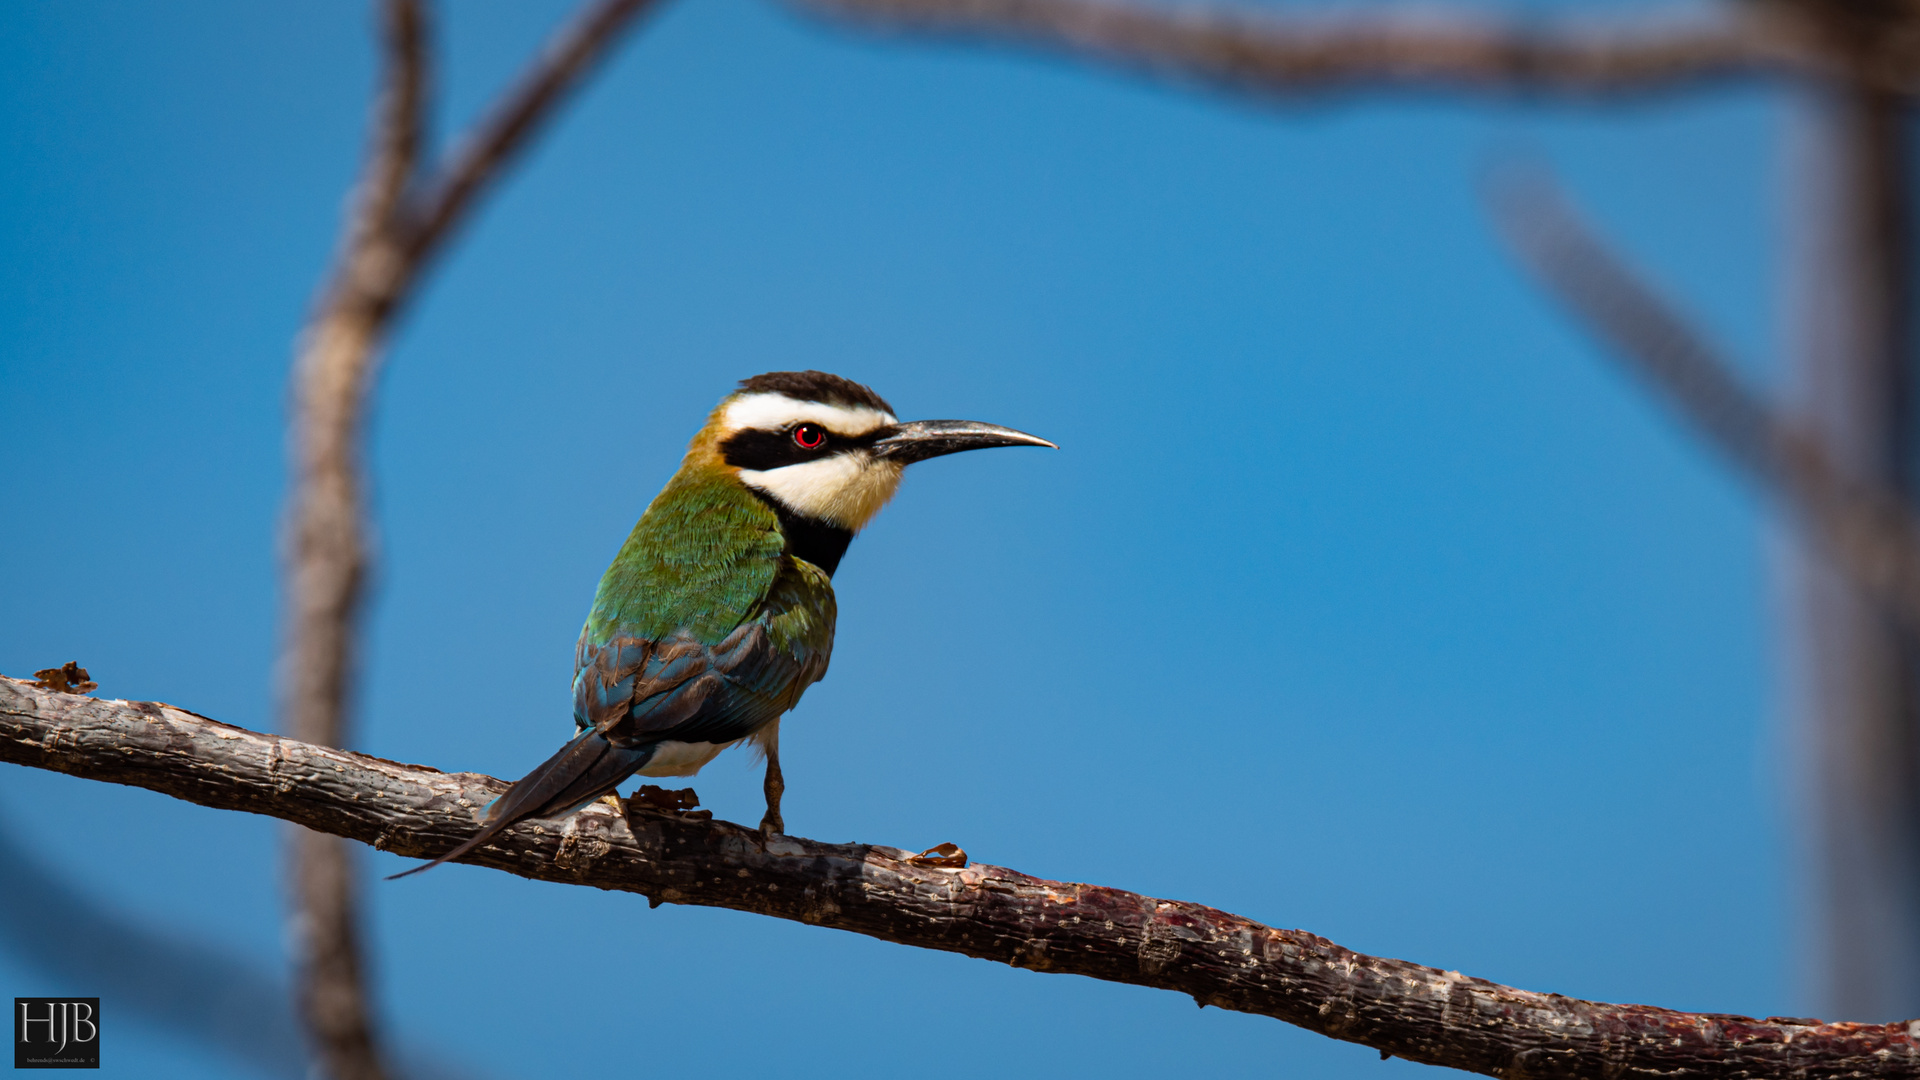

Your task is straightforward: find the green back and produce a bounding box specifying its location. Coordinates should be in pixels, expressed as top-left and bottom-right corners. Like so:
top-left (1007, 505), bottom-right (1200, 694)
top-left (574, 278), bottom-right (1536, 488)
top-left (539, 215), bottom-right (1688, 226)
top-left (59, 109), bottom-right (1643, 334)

top-left (583, 464), bottom-right (785, 646)
top-left (758, 556), bottom-right (836, 661)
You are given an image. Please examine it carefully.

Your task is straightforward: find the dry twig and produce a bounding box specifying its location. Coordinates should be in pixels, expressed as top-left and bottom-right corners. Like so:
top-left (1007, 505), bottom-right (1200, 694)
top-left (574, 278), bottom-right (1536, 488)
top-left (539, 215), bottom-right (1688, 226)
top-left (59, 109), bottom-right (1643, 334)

top-left (5, 677), bottom-right (1915, 1079)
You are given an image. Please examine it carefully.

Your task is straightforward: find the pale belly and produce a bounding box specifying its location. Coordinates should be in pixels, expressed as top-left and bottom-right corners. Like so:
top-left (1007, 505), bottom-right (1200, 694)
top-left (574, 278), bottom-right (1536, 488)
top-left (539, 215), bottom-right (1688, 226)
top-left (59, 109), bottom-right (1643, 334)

top-left (636, 739), bottom-right (739, 778)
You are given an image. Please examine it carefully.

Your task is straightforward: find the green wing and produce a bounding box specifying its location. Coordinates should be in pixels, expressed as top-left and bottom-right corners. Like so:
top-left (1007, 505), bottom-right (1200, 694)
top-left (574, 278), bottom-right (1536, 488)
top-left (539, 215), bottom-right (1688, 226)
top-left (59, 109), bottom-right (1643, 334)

top-left (572, 467), bottom-right (837, 746)
top-left (584, 468), bottom-right (786, 646)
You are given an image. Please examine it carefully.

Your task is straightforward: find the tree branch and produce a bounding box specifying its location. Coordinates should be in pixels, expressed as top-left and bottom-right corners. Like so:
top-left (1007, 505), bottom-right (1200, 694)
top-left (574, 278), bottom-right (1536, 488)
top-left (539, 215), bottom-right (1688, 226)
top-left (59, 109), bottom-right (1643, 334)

top-left (1489, 174), bottom-right (1920, 639)
top-left (6, 677), bottom-right (1914, 1080)
top-left (0, 814), bottom-right (482, 1080)
top-left (281, 2), bottom-right (662, 1077)
top-left (282, 5), bottom-right (428, 1077)
top-left (790, 0), bottom-right (1819, 99)
top-left (0, 815), bottom-right (310, 1080)
top-left (402, 0), bottom-right (663, 269)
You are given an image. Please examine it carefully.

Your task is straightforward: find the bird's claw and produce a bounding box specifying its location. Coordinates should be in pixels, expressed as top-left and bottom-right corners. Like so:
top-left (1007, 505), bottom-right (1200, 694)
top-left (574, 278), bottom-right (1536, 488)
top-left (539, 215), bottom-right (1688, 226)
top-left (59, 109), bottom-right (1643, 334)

top-left (758, 812), bottom-right (784, 838)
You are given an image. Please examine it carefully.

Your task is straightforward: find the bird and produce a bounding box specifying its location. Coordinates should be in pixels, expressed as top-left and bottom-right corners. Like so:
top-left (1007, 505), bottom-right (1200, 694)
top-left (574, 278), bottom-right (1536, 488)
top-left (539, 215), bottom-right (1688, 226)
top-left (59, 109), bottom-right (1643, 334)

top-left (390, 370), bottom-right (1053, 878)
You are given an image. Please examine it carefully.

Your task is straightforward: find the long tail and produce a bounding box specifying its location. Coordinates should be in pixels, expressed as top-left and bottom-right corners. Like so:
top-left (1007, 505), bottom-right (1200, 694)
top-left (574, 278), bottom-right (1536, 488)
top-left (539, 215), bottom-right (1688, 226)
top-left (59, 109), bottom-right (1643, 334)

top-left (387, 729), bottom-right (655, 880)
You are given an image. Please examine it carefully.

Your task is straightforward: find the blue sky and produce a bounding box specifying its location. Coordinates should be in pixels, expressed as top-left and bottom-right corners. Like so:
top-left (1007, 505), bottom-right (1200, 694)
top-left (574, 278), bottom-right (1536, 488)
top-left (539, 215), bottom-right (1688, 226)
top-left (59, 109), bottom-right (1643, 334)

top-left (1, 0), bottom-right (1793, 1076)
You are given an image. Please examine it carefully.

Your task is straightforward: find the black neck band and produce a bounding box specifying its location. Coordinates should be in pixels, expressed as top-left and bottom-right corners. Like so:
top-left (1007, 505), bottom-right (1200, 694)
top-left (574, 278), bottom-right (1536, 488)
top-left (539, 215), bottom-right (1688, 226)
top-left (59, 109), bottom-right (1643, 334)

top-left (750, 491), bottom-right (854, 576)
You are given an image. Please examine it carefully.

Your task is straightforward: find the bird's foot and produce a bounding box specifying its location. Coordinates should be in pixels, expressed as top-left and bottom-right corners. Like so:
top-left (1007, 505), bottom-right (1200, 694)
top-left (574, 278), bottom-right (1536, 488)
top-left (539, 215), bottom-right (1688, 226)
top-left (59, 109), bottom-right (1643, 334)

top-left (759, 748), bottom-right (784, 837)
top-left (597, 792), bottom-right (627, 815)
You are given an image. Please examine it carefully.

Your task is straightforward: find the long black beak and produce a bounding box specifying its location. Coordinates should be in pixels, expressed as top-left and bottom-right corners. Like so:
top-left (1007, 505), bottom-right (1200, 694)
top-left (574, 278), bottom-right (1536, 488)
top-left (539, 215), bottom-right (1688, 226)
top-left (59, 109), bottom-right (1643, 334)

top-left (869, 420), bottom-right (1057, 464)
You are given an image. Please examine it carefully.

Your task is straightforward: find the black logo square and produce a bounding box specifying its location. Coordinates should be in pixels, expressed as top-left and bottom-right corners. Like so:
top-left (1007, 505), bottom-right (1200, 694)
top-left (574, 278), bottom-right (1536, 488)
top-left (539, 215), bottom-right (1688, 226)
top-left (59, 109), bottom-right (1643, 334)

top-left (14, 999), bottom-right (99, 1069)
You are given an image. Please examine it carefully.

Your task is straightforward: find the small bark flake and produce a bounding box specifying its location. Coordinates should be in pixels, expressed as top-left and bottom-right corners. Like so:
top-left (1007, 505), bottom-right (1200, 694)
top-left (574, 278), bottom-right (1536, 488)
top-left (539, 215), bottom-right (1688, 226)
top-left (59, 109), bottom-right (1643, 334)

top-left (906, 842), bottom-right (968, 868)
top-left (30, 662), bottom-right (97, 695)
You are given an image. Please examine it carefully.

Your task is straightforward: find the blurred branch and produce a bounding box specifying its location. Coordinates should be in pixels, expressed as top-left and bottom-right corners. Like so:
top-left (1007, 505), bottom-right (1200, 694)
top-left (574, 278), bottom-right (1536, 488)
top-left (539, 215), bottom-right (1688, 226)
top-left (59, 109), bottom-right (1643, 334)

top-left (1489, 173), bottom-right (1920, 634)
top-left (0, 814), bottom-right (485, 1080)
top-left (284, 4), bottom-right (427, 1077)
top-left (1784, 32), bottom-right (1920, 1017)
top-left (282, 1), bottom-right (661, 1077)
top-left (791, 0), bottom-right (1819, 98)
top-left (405, 0), bottom-right (661, 266)
top-left (0, 818), bottom-right (309, 1080)
top-left (7, 678), bottom-right (1917, 1080)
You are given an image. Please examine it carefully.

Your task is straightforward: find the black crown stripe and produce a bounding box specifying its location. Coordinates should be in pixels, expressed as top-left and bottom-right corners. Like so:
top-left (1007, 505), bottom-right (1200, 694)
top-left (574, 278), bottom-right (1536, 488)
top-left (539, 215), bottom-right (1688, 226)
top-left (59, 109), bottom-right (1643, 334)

top-left (736, 371), bottom-right (895, 416)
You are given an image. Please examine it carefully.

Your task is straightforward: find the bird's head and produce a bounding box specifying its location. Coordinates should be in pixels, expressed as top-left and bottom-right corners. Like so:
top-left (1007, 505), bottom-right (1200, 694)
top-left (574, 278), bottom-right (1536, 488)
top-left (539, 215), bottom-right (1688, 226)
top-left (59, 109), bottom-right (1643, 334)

top-left (696, 370), bottom-right (1054, 532)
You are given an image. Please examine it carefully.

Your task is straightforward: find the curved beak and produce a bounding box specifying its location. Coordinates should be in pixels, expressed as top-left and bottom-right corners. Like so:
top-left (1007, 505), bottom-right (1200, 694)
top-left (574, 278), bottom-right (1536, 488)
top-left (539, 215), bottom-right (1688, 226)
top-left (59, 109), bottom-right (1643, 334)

top-left (869, 420), bottom-right (1058, 464)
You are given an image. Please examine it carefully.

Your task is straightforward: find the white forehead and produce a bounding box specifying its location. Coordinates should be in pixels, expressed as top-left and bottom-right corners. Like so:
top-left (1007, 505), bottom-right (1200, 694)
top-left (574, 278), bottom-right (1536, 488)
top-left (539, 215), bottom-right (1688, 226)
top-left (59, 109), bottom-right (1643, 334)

top-left (720, 392), bottom-right (895, 437)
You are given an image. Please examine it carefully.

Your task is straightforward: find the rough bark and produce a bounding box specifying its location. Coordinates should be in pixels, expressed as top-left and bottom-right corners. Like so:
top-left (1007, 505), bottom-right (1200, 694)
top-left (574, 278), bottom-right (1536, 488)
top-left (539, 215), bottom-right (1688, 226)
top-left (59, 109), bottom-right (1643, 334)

top-left (5, 676), bottom-right (1915, 1080)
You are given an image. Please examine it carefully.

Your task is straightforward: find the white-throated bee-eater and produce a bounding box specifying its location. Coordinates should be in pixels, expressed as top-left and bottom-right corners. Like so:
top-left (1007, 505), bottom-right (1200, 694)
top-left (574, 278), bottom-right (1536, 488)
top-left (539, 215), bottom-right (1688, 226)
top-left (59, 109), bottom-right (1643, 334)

top-left (392, 371), bottom-right (1053, 877)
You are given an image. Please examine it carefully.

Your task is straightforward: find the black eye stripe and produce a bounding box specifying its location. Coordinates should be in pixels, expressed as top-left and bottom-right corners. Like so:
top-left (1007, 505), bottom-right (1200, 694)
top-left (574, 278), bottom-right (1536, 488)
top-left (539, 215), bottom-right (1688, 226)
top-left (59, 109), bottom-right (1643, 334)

top-left (719, 425), bottom-right (888, 471)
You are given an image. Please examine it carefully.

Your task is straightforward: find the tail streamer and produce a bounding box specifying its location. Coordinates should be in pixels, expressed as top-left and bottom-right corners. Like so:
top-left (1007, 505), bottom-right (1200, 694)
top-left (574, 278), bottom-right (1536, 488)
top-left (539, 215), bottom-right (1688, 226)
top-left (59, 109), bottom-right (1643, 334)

top-left (387, 729), bottom-right (654, 880)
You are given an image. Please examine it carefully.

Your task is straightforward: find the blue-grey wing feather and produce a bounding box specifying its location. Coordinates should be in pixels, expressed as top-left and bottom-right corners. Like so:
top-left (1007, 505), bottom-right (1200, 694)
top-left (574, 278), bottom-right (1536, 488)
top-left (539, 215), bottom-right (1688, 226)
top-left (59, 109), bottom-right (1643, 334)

top-left (571, 566), bottom-right (832, 750)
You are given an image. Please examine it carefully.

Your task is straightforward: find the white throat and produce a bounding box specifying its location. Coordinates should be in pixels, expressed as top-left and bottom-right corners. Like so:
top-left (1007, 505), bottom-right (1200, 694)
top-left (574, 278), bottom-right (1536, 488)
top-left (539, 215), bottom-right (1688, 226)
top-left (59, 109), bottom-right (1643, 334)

top-left (738, 452), bottom-right (904, 531)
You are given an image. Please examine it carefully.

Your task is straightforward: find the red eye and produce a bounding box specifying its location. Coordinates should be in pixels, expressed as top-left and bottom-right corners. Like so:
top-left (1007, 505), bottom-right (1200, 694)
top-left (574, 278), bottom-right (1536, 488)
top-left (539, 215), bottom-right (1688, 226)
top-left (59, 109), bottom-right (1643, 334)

top-left (792, 423), bottom-right (827, 450)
